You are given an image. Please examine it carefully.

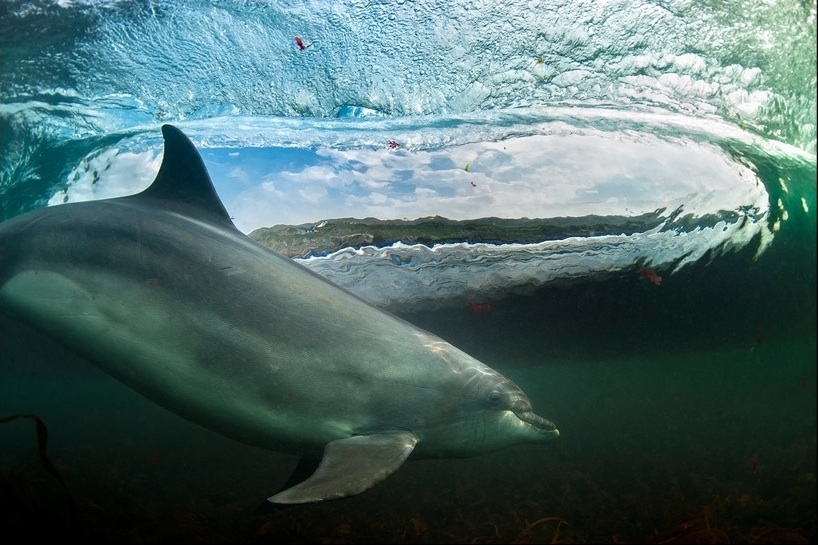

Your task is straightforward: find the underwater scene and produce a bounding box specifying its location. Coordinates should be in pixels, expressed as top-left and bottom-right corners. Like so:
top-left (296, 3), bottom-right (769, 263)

top-left (1, 0), bottom-right (816, 543)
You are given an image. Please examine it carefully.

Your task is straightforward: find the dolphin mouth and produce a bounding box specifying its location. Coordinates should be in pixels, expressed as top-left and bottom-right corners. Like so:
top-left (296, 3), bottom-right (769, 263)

top-left (516, 410), bottom-right (560, 438)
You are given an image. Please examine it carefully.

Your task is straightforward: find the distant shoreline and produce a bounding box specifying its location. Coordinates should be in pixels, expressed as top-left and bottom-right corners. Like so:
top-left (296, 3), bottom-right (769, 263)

top-left (249, 212), bottom-right (666, 258)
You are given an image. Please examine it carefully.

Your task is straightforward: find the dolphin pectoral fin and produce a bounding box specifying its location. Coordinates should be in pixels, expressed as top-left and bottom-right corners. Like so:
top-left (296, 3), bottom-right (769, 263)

top-left (253, 457), bottom-right (321, 515)
top-left (267, 432), bottom-right (419, 504)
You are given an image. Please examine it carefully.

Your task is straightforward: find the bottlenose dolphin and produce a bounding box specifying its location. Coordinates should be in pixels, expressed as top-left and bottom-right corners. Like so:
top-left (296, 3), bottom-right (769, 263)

top-left (0, 125), bottom-right (559, 504)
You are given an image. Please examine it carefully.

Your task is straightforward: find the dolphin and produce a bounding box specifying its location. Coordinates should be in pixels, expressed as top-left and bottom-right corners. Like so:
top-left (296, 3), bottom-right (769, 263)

top-left (0, 125), bottom-right (559, 504)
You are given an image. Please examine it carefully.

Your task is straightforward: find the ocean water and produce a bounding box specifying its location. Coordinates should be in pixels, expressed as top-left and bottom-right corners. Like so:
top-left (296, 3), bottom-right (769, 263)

top-left (1, 1), bottom-right (816, 543)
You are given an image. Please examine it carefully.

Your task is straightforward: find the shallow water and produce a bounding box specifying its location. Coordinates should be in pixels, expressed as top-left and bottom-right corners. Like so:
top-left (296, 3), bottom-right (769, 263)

top-left (1, 337), bottom-right (814, 543)
top-left (1, 0), bottom-right (816, 542)
top-left (2, 228), bottom-right (814, 542)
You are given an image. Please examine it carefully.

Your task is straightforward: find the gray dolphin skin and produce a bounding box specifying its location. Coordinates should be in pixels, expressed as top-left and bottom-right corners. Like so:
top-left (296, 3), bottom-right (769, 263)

top-left (0, 125), bottom-right (559, 504)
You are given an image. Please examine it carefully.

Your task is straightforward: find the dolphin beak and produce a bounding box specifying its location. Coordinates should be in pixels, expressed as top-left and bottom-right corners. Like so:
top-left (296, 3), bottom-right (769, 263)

top-left (517, 410), bottom-right (560, 439)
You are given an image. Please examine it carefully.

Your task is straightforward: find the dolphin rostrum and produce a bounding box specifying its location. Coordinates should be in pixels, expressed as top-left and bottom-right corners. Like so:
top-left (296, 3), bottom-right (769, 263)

top-left (0, 125), bottom-right (559, 504)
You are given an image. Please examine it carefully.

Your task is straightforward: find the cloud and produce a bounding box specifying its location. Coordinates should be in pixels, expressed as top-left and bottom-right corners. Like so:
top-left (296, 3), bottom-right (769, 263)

top-left (228, 133), bottom-right (762, 232)
top-left (51, 133), bottom-right (763, 236)
top-left (49, 149), bottom-right (161, 206)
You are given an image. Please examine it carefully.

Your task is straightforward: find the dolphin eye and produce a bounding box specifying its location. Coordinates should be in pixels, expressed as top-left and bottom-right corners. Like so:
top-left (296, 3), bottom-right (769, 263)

top-left (488, 390), bottom-right (502, 406)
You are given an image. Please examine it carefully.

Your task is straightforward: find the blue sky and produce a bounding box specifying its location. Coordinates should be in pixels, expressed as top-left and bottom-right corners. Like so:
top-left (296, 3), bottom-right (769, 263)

top-left (50, 132), bottom-right (766, 235)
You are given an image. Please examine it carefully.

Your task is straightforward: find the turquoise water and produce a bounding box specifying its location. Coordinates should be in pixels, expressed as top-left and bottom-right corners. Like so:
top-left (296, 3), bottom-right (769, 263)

top-left (1, 1), bottom-right (816, 543)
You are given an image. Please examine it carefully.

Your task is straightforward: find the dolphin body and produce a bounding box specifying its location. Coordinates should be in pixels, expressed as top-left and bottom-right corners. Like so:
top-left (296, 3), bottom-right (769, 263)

top-left (0, 125), bottom-right (559, 504)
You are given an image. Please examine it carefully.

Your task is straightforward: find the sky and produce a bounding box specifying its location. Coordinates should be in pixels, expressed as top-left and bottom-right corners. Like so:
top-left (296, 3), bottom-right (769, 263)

top-left (51, 132), bottom-right (764, 235)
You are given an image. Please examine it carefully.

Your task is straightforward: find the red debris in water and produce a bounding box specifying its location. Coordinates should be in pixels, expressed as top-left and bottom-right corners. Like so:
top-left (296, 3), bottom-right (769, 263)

top-left (470, 181), bottom-right (477, 188)
top-left (748, 456), bottom-right (760, 474)
top-left (467, 302), bottom-right (493, 313)
top-left (388, 140), bottom-right (399, 149)
top-left (640, 267), bottom-right (662, 286)
top-left (294, 36), bottom-right (310, 51)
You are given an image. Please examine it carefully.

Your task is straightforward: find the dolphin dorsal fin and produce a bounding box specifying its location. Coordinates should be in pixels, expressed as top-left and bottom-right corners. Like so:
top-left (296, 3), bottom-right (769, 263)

top-left (132, 124), bottom-right (237, 230)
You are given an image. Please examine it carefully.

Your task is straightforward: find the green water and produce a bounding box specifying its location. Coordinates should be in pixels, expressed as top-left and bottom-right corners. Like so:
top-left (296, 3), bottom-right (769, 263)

top-left (1, 336), bottom-right (813, 543)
